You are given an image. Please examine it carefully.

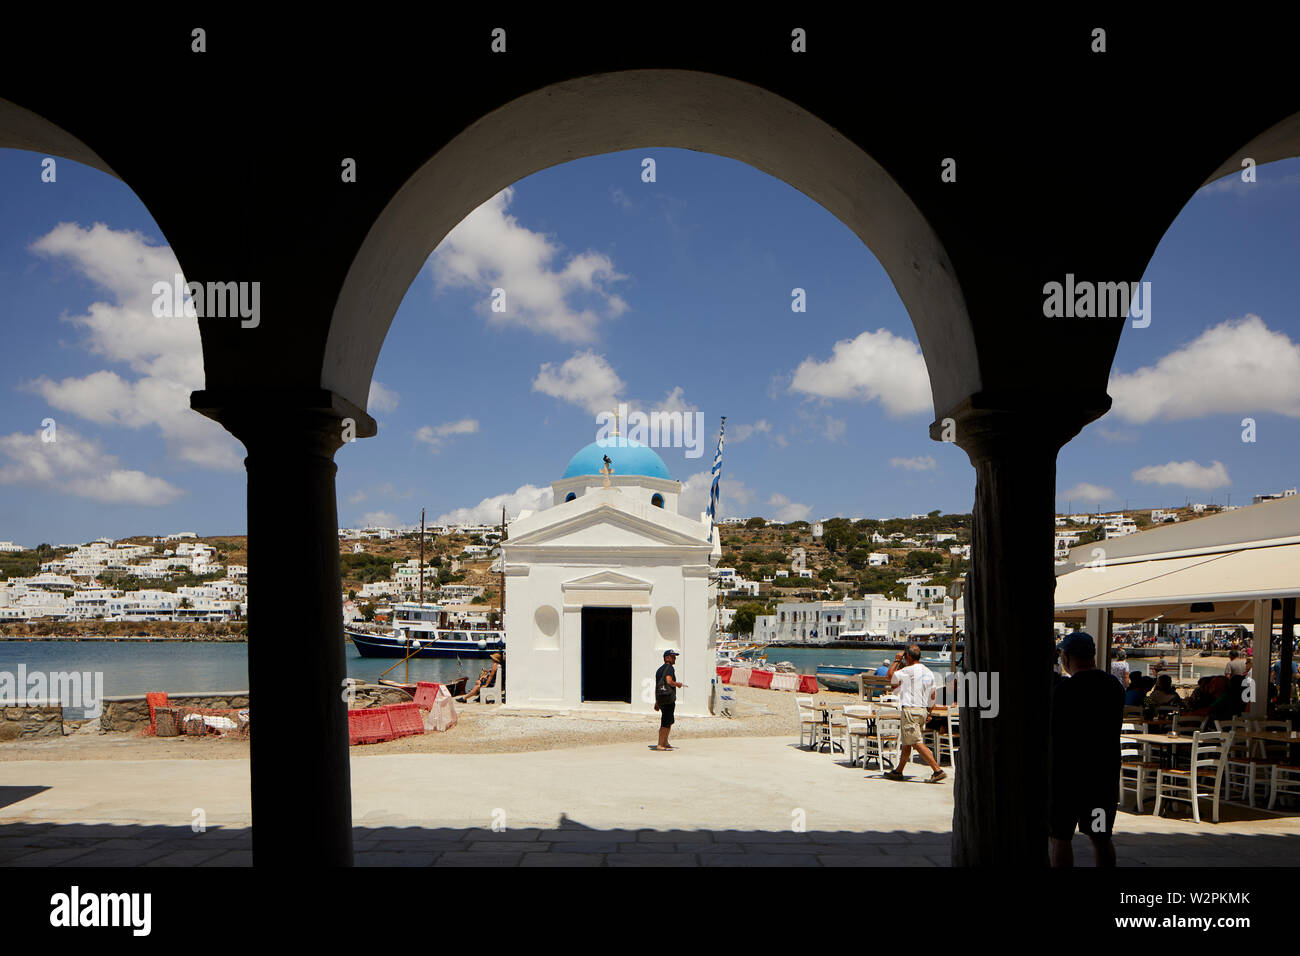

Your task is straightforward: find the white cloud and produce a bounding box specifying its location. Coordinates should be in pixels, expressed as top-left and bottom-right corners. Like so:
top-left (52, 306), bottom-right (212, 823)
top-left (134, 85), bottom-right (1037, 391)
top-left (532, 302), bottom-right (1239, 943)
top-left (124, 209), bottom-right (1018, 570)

top-left (435, 483), bottom-right (554, 526)
top-left (368, 381), bottom-right (400, 415)
top-left (1094, 426), bottom-right (1139, 443)
top-left (415, 418), bottom-right (479, 451)
top-left (790, 328), bottom-right (932, 416)
top-left (891, 455), bottom-right (937, 471)
top-left (1109, 315), bottom-right (1300, 422)
top-left (358, 511), bottom-right (414, 530)
top-left (431, 187), bottom-right (629, 341)
top-left (0, 426), bottom-right (184, 505)
top-left (1132, 460), bottom-right (1230, 490)
top-left (25, 222), bottom-right (242, 470)
top-left (680, 471), bottom-right (756, 522)
top-left (1058, 482), bottom-right (1116, 503)
top-left (823, 416), bottom-right (846, 441)
top-left (532, 351), bottom-right (626, 415)
top-left (729, 420), bottom-right (771, 443)
top-left (768, 492), bottom-right (812, 523)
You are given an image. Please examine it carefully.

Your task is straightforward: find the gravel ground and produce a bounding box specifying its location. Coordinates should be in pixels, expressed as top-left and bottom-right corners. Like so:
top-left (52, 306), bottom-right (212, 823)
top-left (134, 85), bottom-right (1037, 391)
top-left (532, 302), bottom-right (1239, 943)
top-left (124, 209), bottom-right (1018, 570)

top-left (0, 685), bottom-right (859, 760)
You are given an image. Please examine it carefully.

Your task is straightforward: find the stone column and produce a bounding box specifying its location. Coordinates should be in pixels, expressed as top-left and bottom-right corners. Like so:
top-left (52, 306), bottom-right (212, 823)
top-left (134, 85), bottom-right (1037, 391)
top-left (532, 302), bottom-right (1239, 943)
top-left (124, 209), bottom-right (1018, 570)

top-left (934, 394), bottom-right (1106, 866)
top-left (192, 388), bottom-right (375, 867)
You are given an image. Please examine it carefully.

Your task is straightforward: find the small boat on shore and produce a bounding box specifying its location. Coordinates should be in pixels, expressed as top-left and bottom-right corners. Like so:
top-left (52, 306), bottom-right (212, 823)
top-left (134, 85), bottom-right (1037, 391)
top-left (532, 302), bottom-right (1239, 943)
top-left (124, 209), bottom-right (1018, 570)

top-left (815, 664), bottom-right (876, 693)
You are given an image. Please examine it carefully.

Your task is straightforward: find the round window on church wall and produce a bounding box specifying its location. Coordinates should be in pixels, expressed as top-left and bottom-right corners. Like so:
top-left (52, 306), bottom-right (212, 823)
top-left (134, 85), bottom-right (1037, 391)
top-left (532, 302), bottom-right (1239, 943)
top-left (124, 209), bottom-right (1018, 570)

top-left (651, 493), bottom-right (664, 508)
top-left (534, 604), bottom-right (560, 646)
top-left (655, 606), bottom-right (680, 644)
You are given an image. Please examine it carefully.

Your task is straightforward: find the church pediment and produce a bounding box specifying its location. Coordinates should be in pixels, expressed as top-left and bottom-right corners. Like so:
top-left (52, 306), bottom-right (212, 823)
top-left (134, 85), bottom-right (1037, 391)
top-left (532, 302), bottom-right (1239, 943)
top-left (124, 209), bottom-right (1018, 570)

top-left (561, 569), bottom-right (653, 591)
top-left (505, 503), bottom-right (709, 550)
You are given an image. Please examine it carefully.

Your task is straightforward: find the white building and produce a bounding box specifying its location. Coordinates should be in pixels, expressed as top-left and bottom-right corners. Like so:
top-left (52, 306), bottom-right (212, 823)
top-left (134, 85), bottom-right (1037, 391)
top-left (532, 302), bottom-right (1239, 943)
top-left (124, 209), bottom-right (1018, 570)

top-left (0, 541), bottom-right (25, 552)
top-left (501, 437), bottom-right (718, 717)
top-left (766, 596), bottom-right (918, 643)
top-left (1253, 489), bottom-right (1298, 505)
top-left (868, 552), bottom-right (890, 566)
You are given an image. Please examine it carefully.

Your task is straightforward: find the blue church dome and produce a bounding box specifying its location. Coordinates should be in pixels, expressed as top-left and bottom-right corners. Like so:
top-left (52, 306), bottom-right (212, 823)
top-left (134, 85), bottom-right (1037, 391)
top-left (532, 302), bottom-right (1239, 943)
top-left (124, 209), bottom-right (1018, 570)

top-left (563, 437), bottom-right (671, 480)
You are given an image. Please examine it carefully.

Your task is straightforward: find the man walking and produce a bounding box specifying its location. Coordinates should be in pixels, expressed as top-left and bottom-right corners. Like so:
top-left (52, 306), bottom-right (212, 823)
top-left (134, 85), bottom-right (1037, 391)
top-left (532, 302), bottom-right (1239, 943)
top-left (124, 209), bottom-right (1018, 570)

top-left (883, 645), bottom-right (945, 783)
top-left (654, 649), bottom-right (685, 751)
top-left (1049, 632), bottom-right (1124, 867)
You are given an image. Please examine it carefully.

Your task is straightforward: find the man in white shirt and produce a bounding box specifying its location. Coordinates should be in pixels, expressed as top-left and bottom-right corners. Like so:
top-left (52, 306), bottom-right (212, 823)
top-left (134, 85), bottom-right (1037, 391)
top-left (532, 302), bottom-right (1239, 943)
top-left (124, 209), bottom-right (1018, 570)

top-left (883, 645), bottom-right (946, 783)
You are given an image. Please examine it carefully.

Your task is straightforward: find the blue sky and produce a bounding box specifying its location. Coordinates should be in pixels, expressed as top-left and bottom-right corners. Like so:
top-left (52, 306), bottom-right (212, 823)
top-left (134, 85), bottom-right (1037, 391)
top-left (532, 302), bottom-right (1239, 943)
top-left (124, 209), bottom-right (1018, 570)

top-left (0, 148), bottom-right (1297, 545)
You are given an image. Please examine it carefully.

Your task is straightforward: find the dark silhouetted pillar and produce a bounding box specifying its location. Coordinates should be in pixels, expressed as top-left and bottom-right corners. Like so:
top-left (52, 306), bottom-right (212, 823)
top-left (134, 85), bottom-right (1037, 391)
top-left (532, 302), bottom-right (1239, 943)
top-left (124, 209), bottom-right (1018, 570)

top-left (936, 395), bottom-right (1106, 866)
top-left (192, 389), bottom-right (375, 867)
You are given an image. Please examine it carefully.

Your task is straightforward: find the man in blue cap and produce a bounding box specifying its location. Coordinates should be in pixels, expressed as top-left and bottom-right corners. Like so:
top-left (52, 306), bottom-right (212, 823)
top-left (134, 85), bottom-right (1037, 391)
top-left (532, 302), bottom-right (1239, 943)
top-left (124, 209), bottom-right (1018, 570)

top-left (654, 649), bottom-right (685, 751)
top-left (1050, 631), bottom-right (1124, 867)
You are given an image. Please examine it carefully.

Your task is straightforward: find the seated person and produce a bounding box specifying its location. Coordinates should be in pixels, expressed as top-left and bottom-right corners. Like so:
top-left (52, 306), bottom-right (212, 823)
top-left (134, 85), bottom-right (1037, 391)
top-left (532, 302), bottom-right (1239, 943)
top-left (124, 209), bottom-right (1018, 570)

top-left (1145, 673), bottom-right (1184, 709)
top-left (1185, 676), bottom-right (1216, 714)
top-left (456, 652), bottom-right (503, 703)
top-left (1124, 669), bottom-right (1149, 706)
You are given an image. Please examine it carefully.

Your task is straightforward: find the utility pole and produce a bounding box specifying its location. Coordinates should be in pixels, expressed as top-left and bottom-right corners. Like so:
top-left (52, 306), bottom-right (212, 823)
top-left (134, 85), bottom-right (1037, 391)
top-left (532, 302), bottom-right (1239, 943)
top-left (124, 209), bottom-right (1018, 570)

top-left (499, 505), bottom-right (507, 632)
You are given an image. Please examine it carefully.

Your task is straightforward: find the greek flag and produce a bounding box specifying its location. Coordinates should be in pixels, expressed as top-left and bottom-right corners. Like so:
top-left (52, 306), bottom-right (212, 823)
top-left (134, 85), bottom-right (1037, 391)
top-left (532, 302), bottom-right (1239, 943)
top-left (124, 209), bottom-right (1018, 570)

top-left (706, 417), bottom-right (725, 541)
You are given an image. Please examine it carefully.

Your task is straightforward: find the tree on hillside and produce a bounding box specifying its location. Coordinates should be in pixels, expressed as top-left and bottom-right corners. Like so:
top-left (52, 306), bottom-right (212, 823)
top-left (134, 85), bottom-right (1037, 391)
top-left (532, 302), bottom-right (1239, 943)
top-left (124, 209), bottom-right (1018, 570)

top-left (746, 517), bottom-right (766, 529)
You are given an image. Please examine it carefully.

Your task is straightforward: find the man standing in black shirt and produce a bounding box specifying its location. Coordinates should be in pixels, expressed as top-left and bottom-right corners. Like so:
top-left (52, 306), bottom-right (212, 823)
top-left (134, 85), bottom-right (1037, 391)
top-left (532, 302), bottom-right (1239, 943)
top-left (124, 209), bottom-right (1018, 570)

top-left (654, 650), bottom-right (685, 751)
top-left (1049, 631), bottom-right (1124, 867)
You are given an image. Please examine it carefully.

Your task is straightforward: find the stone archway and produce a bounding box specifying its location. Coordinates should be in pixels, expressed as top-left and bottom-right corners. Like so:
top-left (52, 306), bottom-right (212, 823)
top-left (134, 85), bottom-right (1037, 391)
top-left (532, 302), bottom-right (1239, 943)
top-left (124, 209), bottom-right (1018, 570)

top-left (323, 70), bottom-right (978, 423)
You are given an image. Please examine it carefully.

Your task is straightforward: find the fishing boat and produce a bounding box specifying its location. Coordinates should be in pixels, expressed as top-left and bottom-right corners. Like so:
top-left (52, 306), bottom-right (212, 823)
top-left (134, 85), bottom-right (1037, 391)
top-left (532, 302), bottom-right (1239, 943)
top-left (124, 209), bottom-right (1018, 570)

top-left (815, 664), bottom-right (877, 693)
top-left (346, 602), bottom-right (504, 659)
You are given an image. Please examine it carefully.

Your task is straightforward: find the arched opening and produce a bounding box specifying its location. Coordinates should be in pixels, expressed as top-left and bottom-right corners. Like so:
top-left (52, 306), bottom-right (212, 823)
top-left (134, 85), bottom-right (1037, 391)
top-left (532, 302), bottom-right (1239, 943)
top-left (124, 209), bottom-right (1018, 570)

top-left (324, 71), bottom-right (976, 422)
top-left (651, 493), bottom-right (664, 509)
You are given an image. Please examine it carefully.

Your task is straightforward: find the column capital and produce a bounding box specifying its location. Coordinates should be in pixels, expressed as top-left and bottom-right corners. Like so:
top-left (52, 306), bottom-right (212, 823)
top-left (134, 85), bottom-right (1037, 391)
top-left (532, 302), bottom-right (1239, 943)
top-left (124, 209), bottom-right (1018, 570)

top-left (190, 387), bottom-right (377, 458)
top-left (930, 390), bottom-right (1111, 463)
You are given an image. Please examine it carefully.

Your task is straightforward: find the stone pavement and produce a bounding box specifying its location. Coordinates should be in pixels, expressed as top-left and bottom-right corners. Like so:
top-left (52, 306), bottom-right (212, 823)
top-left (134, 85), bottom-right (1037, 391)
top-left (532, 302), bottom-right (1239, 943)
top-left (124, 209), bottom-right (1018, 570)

top-left (2, 736), bottom-right (1298, 865)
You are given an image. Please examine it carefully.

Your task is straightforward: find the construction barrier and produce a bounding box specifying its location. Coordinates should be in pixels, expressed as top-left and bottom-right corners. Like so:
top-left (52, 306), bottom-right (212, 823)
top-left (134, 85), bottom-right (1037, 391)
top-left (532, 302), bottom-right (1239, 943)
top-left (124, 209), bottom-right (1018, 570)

top-left (799, 674), bottom-right (819, 694)
top-left (384, 702), bottom-right (425, 738)
top-left (716, 666), bottom-right (733, 683)
top-left (423, 685), bottom-right (459, 732)
top-left (730, 667), bottom-right (752, 687)
top-left (154, 707), bottom-right (180, 737)
top-left (748, 669), bottom-right (773, 689)
top-left (770, 673), bottom-right (800, 692)
top-left (348, 707), bottom-right (395, 745)
top-left (145, 691), bottom-right (169, 736)
top-left (413, 681), bottom-right (441, 710)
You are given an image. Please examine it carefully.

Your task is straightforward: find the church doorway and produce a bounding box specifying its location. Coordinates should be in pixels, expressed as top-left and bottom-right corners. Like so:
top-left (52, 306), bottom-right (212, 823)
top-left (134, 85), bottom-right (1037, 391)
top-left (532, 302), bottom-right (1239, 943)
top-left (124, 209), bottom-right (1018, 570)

top-left (581, 607), bottom-right (632, 703)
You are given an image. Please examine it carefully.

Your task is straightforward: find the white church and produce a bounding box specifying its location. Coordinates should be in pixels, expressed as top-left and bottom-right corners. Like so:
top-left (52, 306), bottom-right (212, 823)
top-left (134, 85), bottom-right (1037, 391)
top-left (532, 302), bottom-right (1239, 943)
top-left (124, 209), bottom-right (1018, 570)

top-left (501, 436), bottom-right (720, 716)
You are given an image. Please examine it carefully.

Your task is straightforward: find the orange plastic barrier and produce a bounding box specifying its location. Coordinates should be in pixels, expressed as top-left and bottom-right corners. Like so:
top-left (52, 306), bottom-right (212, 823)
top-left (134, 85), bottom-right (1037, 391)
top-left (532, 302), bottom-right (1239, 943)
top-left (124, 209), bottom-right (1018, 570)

top-left (749, 669), bottom-right (773, 689)
top-left (798, 675), bottom-right (819, 694)
top-left (413, 681), bottom-right (441, 710)
top-left (716, 667), bottom-right (733, 682)
top-left (348, 707), bottom-right (395, 745)
top-left (384, 702), bottom-right (425, 738)
top-left (145, 692), bottom-right (169, 736)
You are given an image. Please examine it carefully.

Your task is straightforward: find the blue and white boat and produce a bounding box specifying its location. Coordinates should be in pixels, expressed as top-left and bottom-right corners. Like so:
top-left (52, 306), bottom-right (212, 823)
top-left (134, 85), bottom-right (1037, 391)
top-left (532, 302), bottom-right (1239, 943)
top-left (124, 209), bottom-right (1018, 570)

top-left (345, 602), bottom-right (504, 659)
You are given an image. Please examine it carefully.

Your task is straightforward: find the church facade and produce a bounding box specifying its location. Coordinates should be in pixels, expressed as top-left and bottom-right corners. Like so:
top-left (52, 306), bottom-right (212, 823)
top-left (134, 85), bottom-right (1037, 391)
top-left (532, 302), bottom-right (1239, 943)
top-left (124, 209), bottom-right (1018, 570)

top-left (501, 437), bottom-right (720, 716)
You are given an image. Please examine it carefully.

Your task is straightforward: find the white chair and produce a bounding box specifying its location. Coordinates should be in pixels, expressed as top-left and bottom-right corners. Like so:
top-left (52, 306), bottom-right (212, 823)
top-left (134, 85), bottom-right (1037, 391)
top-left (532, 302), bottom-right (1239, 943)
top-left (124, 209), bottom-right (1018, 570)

top-left (1153, 731), bottom-right (1228, 823)
top-left (1119, 722), bottom-right (1158, 812)
top-left (1252, 719), bottom-right (1292, 761)
top-left (796, 697), bottom-right (819, 750)
top-left (862, 715), bottom-right (901, 772)
top-left (818, 705), bottom-right (847, 754)
top-left (1268, 762), bottom-right (1300, 810)
top-left (479, 662), bottom-right (503, 704)
top-left (845, 718), bottom-right (874, 767)
top-left (1218, 717), bottom-right (1264, 805)
top-left (937, 708), bottom-right (960, 765)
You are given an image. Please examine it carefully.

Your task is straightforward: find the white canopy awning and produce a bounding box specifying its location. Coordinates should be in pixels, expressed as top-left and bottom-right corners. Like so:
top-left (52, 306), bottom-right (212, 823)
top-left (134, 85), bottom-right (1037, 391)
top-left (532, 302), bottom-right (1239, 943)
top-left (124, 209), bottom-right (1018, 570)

top-left (1055, 542), bottom-right (1300, 622)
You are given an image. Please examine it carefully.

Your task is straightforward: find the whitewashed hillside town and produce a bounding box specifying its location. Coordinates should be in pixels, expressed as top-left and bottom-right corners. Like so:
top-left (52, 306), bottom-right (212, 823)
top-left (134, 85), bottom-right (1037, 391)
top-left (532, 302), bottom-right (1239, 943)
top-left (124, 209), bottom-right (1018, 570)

top-left (0, 535), bottom-right (246, 622)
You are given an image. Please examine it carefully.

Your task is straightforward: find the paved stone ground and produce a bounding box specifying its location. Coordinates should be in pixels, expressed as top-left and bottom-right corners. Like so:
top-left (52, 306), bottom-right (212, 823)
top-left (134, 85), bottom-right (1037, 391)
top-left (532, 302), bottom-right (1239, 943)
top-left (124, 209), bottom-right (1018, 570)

top-left (1, 820), bottom-right (1297, 866)
top-left (2, 736), bottom-right (1298, 865)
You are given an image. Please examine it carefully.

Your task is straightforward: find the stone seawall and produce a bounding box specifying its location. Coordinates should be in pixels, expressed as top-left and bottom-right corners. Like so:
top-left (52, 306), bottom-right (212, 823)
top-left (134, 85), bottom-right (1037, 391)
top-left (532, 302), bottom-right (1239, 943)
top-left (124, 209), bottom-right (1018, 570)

top-left (0, 703), bottom-right (64, 740)
top-left (0, 691), bottom-right (250, 739)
